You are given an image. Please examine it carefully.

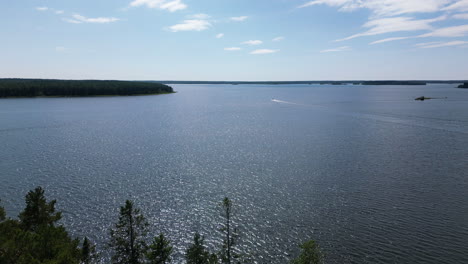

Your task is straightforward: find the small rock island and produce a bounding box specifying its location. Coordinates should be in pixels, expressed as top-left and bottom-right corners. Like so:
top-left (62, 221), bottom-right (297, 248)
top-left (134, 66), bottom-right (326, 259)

top-left (0, 79), bottom-right (174, 98)
top-left (458, 83), bottom-right (468, 88)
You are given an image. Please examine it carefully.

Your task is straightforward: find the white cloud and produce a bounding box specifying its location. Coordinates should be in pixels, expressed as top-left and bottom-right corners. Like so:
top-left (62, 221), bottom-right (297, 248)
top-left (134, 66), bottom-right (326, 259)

top-left (418, 24), bottom-right (468, 37)
top-left (242, 40), bottom-right (263, 45)
top-left (55, 10), bottom-right (64, 15)
top-left (250, 49), bottom-right (279, 54)
top-left (336, 15), bottom-right (446, 41)
top-left (55, 46), bottom-right (67, 52)
top-left (68, 14), bottom-right (120, 24)
top-left (168, 20), bottom-right (211, 32)
top-left (230, 16), bottom-right (248, 22)
top-left (63, 18), bottom-right (82, 24)
top-left (36, 7), bottom-right (49, 11)
top-left (129, 0), bottom-right (187, 12)
top-left (216, 33), bottom-right (224, 38)
top-left (453, 13), bottom-right (468, 19)
top-left (416, 40), bottom-right (468, 48)
top-left (272, 36), bottom-right (285, 42)
top-left (370, 36), bottom-right (412, 44)
top-left (443, 0), bottom-right (468, 12)
top-left (160, 0), bottom-right (187, 12)
top-left (320, 46), bottom-right (351, 53)
top-left (224, 47), bottom-right (241, 51)
top-left (189, 13), bottom-right (211, 19)
top-left (298, 0), bottom-right (452, 17)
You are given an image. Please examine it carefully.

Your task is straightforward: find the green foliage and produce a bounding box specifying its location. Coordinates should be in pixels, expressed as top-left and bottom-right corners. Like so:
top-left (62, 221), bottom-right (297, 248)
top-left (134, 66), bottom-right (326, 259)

top-left (81, 237), bottom-right (100, 264)
top-left (185, 233), bottom-right (218, 264)
top-left (220, 197), bottom-right (233, 264)
top-left (0, 200), bottom-right (5, 222)
top-left (146, 233), bottom-right (173, 264)
top-left (18, 187), bottom-right (61, 232)
top-left (290, 240), bottom-right (324, 264)
top-left (109, 200), bottom-right (149, 264)
top-left (0, 187), bottom-right (81, 264)
top-left (0, 79), bottom-right (174, 97)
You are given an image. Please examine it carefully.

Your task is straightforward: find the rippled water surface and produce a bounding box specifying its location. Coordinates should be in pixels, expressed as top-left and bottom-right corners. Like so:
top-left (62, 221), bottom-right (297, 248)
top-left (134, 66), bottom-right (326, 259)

top-left (1, 84), bottom-right (467, 263)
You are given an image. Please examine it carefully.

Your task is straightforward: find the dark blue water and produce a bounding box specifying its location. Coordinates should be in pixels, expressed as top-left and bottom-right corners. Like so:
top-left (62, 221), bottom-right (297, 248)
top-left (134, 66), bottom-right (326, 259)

top-left (1, 84), bottom-right (467, 263)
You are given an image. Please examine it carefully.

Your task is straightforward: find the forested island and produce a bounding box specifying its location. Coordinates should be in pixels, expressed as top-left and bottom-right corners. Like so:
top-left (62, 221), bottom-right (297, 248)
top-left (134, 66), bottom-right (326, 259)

top-left (0, 79), bottom-right (174, 98)
top-left (0, 188), bottom-right (323, 264)
top-left (458, 83), bottom-right (468, 88)
top-left (154, 80), bottom-right (454, 85)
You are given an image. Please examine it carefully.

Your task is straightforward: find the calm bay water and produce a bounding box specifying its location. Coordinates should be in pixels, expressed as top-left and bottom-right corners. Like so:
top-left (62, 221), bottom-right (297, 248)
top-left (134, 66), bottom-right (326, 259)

top-left (1, 84), bottom-right (467, 263)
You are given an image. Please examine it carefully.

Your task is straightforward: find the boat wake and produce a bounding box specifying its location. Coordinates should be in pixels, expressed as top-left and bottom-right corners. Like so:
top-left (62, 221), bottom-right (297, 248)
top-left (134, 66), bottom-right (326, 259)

top-left (271, 99), bottom-right (301, 105)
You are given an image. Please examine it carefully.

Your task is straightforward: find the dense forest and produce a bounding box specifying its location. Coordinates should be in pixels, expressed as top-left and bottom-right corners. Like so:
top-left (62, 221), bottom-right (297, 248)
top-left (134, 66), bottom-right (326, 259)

top-left (0, 79), bottom-right (174, 97)
top-left (155, 80), bottom-right (446, 85)
top-left (0, 188), bottom-right (323, 264)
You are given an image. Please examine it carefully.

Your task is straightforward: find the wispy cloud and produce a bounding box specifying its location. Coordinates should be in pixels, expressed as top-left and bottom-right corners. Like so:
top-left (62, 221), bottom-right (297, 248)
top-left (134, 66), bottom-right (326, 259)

top-left (216, 33), bottom-right (224, 39)
top-left (242, 40), bottom-right (263, 45)
top-left (55, 46), bottom-right (67, 53)
top-left (416, 40), bottom-right (468, 48)
top-left (36, 7), bottom-right (49, 11)
top-left (298, 0), bottom-right (451, 17)
top-left (336, 15), bottom-right (446, 41)
top-left (224, 47), bottom-right (241, 51)
top-left (230, 16), bottom-right (248, 22)
top-left (443, 0), bottom-right (468, 12)
top-left (272, 36), bottom-right (285, 42)
top-left (129, 0), bottom-right (187, 12)
top-left (418, 24), bottom-right (468, 37)
top-left (250, 49), bottom-right (279, 54)
top-left (168, 19), bottom-right (211, 32)
top-left (320, 46), bottom-right (351, 53)
top-left (188, 13), bottom-right (211, 19)
top-left (55, 10), bottom-right (64, 15)
top-left (453, 13), bottom-right (468, 19)
top-left (64, 14), bottom-right (120, 24)
top-left (370, 36), bottom-right (412, 45)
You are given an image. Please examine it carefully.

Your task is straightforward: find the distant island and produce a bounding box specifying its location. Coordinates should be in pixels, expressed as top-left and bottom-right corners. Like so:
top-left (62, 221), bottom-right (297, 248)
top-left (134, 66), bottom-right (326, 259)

top-left (0, 79), bottom-right (174, 98)
top-left (155, 80), bottom-right (430, 85)
top-left (155, 80), bottom-right (468, 85)
top-left (458, 83), bottom-right (468, 88)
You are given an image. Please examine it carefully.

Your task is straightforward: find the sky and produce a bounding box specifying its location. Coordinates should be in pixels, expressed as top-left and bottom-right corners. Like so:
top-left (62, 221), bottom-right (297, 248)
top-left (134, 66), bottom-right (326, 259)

top-left (1, 0), bottom-right (468, 81)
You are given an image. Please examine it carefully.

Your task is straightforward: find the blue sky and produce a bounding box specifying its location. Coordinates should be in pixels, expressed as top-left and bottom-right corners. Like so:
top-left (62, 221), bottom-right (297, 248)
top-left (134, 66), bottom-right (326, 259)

top-left (1, 0), bottom-right (468, 81)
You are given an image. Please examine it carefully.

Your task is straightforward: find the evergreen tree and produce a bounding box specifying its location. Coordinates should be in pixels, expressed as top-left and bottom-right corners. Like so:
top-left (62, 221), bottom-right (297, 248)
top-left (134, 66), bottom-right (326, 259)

top-left (0, 187), bottom-right (81, 264)
top-left (0, 200), bottom-right (5, 221)
top-left (185, 233), bottom-right (218, 264)
top-left (146, 233), bottom-right (173, 264)
top-left (220, 197), bottom-right (239, 264)
top-left (109, 200), bottom-right (148, 264)
top-left (18, 187), bottom-right (61, 232)
top-left (81, 237), bottom-right (99, 264)
top-left (290, 240), bottom-right (324, 264)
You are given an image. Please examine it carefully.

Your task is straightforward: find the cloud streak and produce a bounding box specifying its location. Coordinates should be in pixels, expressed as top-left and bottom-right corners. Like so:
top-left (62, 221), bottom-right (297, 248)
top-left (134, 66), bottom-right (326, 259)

top-left (273, 36), bottom-right (285, 42)
top-left (298, 0), bottom-right (452, 17)
top-left (320, 46), bottom-right (351, 53)
top-left (224, 47), bottom-right (241, 51)
top-left (336, 15), bottom-right (446, 41)
top-left (129, 0), bottom-right (187, 12)
top-left (242, 40), bottom-right (263, 45)
top-left (250, 49), bottom-right (279, 54)
top-left (416, 40), bottom-right (468, 48)
top-left (168, 19), bottom-right (211, 32)
top-left (64, 14), bottom-right (120, 24)
top-left (230, 16), bottom-right (248, 22)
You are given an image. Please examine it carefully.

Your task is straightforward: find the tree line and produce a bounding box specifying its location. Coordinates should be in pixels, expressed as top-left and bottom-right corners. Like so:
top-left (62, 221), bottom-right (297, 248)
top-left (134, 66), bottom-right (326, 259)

top-left (0, 79), bottom-right (174, 97)
top-left (0, 187), bottom-right (323, 264)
